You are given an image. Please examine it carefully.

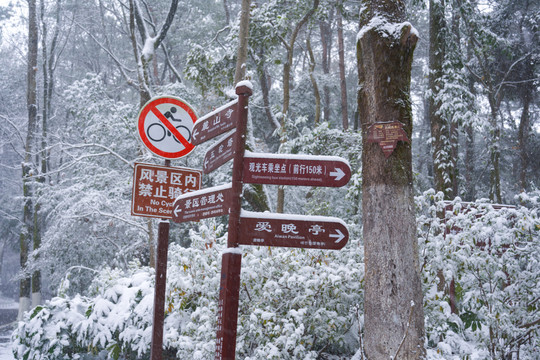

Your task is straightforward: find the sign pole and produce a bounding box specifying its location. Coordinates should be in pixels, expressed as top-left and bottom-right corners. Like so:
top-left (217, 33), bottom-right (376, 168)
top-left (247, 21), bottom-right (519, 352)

top-left (150, 159), bottom-right (172, 360)
top-left (215, 84), bottom-right (252, 360)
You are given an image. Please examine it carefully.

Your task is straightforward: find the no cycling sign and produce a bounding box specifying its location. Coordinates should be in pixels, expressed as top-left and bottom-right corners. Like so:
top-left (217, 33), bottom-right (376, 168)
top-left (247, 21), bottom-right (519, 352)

top-left (137, 96), bottom-right (198, 159)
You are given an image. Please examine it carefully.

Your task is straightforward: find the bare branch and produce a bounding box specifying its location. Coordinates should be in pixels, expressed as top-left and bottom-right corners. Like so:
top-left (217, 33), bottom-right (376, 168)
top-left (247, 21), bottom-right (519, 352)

top-left (73, 20), bottom-right (138, 90)
top-left (154, 0), bottom-right (179, 50)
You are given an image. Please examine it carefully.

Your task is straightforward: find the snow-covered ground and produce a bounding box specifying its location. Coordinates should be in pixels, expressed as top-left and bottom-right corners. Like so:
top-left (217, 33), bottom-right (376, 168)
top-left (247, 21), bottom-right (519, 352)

top-left (0, 336), bottom-right (15, 360)
top-left (0, 297), bottom-right (17, 360)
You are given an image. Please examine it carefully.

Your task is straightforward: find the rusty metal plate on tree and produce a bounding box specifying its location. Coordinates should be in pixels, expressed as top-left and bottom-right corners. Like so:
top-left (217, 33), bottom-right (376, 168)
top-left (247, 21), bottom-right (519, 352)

top-left (366, 121), bottom-right (409, 158)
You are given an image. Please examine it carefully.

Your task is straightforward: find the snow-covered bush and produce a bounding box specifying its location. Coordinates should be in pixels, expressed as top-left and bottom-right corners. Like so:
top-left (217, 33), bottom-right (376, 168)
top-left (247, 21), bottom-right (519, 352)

top-left (418, 190), bottom-right (540, 359)
top-left (13, 220), bottom-right (364, 359)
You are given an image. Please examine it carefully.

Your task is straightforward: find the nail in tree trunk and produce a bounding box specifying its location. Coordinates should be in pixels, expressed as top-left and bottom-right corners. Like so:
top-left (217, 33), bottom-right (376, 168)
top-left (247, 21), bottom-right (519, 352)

top-left (357, 1), bottom-right (425, 358)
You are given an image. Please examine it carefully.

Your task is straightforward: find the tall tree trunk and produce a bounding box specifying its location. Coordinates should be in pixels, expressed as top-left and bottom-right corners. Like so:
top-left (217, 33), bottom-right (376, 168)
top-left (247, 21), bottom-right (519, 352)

top-left (428, 0), bottom-right (451, 198)
top-left (234, 0), bottom-right (251, 84)
top-left (306, 35), bottom-right (321, 125)
top-left (464, 39), bottom-right (476, 201)
top-left (517, 58), bottom-right (533, 192)
top-left (488, 100), bottom-right (502, 203)
top-left (319, 9), bottom-right (333, 122)
top-left (276, 0), bottom-right (319, 213)
top-left (234, 0), bottom-right (270, 213)
top-left (336, 1), bottom-right (348, 130)
top-left (357, 1), bottom-right (425, 358)
top-left (19, 0), bottom-right (39, 320)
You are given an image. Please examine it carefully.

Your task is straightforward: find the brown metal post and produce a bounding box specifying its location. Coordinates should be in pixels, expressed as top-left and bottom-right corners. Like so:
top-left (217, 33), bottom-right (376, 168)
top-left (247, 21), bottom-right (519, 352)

top-left (215, 84), bottom-right (252, 360)
top-left (151, 159), bottom-right (171, 360)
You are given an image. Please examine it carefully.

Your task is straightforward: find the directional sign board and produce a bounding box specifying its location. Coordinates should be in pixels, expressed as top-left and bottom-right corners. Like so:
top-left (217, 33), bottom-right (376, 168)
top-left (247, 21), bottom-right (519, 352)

top-left (242, 152), bottom-right (351, 188)
top-left (192, 99), bottom-right (238, 145)
top-left (137, 96), bottom-right (198, 159)
top-left (238, 211), bottom-right (349, 250)
top-left (172, 183), bottom-right (232, 223)
top-left (131, 163), bottom-right (202, 219)
top-left (203, 131), bottom-right (236, 174)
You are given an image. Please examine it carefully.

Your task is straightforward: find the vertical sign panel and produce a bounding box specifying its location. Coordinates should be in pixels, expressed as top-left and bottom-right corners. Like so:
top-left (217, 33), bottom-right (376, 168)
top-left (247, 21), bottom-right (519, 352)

top-left (215, 252), bottom-right (242, 360)
top-left (132, 163), bottom-right (202, 219)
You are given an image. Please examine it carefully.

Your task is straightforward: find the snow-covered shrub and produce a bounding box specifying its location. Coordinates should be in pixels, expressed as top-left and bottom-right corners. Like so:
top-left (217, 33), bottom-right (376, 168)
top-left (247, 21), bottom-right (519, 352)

top-left (14, 220), bottom-right (364, 359)
top-left (418, 190), bottom-right (540, 359)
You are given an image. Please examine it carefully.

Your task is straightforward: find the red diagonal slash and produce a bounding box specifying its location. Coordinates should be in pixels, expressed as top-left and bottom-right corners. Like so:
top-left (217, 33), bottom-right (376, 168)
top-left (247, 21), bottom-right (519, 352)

top-left (150, 107), bottom-right (193, 151)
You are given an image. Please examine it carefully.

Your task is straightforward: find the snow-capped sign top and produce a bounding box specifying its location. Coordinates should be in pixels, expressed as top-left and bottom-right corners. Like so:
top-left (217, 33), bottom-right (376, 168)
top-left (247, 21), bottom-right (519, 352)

top-left (137, 96), bottom-right (198, 159)
top-left (236, 80), bottom-right (253, 91)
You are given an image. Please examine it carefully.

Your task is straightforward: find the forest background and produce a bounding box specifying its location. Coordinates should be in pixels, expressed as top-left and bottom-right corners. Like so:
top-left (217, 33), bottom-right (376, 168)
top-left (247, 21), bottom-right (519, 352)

top-left (0, 0), bottom-right (539, 359)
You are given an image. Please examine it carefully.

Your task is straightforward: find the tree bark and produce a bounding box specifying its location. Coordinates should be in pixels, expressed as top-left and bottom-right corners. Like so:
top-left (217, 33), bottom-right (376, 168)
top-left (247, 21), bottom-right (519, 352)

top-left (306, 35), bottom-right (321, 125)
top-left (517, 57), bottom-right (533, 192)
top-left (319, 9), bottom-right (333, 122)
top-left (234, 0), bottom-right (251, 84)
top-left (357, 1), bottom-right (425, 358)
top-left (336, 1), bottom-right (348, 130)
top-left (464, 39), bottom-right (476, 201)
top-left (19, 0), bottom-right (39, 320)
top-left (276, 0), bottom-right (319, 213)
top-left (428, 0), bottom-right (451, 198)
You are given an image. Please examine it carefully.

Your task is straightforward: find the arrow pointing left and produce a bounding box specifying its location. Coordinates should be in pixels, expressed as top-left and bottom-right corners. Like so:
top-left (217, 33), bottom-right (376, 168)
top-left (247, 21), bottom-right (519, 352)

top-left (173, 206), bottom-right (182, 217)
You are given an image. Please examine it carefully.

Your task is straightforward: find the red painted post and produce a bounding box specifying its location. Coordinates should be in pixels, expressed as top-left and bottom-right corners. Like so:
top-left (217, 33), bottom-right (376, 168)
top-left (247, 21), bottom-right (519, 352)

top-left (151, 160), bottom-right (171, 360)
top-left (215, 84), bottom-right (252, 360)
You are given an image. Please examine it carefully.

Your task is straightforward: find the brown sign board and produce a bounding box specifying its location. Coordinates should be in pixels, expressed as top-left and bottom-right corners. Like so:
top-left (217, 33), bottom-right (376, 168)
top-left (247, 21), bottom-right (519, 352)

top-left (215, 251), bottom-right (242, 360)
top-left (366, 121), bottom-right (409, 158)
top-left (192, 99), bottom-right (238, 145)
top-left (242, 152), bottom-right (351, 188)
top-left (172, 183), bottom-right (232, 223)
top-left (203, 131), bottom-right (236, 174)
top-left (131, 163), bottom-right (202, 219)
top-left (238, 211), bottom-right (349, 250)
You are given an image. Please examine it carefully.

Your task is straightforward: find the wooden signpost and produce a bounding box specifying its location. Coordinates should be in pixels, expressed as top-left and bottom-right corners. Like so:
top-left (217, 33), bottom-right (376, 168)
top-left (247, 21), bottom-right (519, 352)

top-left (171, 82), bottom-right (352, 360)
top-left (134, 97), bottom-right (201, 360)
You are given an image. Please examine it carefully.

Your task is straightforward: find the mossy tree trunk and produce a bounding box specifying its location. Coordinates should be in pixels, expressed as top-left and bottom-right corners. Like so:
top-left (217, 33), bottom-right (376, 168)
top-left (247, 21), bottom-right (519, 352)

top-left (357, 1), bottom-right (425, 358)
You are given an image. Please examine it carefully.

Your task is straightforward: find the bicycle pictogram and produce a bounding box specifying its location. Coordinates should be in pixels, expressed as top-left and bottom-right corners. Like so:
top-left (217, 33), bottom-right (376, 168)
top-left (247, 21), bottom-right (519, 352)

top-left (146, 106), bottom-right (192, 143)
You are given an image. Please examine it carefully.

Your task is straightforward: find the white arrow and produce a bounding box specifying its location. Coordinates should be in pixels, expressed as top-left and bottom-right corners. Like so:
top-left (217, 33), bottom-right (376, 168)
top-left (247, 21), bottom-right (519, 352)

top-left (329, 229), bottom-right (345, 243)
top-left (329, 168), bottom-right (345, 181)
top-left (204, 157), bottom-right (209, 169)
top-left (173, 206), bottom-right (182, 217)
top-left (192, 128), bottom-right (199, 140)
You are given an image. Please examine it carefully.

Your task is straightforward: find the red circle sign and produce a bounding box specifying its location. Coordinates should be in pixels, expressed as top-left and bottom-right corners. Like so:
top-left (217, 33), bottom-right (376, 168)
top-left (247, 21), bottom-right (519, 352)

top-left (137, 96), bottom-right (198, 159)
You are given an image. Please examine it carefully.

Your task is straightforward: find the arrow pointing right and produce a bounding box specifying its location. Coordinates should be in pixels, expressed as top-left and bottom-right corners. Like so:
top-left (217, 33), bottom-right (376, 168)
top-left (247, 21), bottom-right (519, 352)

top-left (329, 168), bottom-right (346, 182)
top-left (329, 229), bottom-right (345, 243)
